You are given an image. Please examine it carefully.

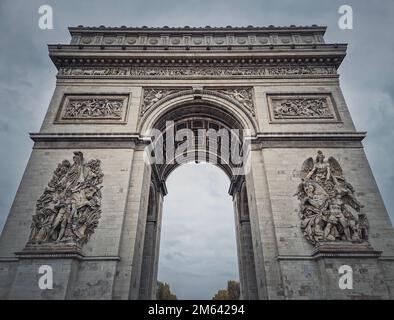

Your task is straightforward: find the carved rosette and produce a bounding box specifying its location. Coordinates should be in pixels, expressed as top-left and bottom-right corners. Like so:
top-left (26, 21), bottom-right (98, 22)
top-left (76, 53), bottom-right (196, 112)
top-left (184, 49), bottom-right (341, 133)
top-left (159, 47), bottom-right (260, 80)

top-left (27, 151), bottom-right (104, 248)
top-left (294, 151), bottom-right (369, 247)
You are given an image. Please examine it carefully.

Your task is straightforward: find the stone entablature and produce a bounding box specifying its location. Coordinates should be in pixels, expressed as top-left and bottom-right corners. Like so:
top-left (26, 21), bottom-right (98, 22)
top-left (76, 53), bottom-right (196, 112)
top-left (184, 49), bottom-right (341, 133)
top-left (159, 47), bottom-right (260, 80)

top-left (68, 25), bottom-right (326, 47)
top-left (49, 26), bottom-right (345, 74)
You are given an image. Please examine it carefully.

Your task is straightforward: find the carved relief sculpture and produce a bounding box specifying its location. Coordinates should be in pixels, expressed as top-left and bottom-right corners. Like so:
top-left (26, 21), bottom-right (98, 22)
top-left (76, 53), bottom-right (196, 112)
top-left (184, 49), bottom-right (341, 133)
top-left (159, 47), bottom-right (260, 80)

top-left (141, 88), bottom-right (185, 116)
top-left (272, 98), bottom-right (334, 119)
top-left (60, 67), bottom-right (128, 76)
top-left (58, 95), bottom-right (129, 123)
top-left (294, 151), bottom-right (369, 247)
top-left (58, 66), bottom-right (336, 79)
top-left (27, 151), bottom-right (104, 247)
top-left (63, 98), bottom-right (124, 119)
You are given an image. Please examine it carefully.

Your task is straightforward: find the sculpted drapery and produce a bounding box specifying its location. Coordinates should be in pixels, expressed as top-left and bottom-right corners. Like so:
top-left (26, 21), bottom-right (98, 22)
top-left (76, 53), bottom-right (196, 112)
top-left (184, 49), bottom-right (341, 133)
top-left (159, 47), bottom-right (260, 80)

top-left (28, 151), bottom-right (103, 247)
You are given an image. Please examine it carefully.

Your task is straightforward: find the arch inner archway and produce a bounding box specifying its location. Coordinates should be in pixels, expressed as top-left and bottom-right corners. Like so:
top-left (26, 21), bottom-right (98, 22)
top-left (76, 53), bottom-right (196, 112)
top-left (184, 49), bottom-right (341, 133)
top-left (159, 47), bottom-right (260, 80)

top-left (157, 162), bottom-right (238, 299)
top-left (136, 99), bottom-right (260, 299)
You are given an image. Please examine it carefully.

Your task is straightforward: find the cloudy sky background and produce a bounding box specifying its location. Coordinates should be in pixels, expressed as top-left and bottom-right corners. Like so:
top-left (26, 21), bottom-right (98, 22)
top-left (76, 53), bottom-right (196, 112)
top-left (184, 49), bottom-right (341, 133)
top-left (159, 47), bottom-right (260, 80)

top-left (0, 0), bottom-right (393, 299)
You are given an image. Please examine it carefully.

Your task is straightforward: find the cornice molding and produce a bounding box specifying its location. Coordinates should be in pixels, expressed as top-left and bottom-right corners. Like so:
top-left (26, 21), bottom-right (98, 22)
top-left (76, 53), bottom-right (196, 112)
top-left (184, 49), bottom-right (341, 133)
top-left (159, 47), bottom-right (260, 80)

top-left (30, 132), bottom-right (366, 143)
top-left (49, 45), bottom-right (346, 69)
top-left (254, 132), bottom-right (366, 141)
top-left (68, 25), bottom-right (327, 33)
top-left (30, 132), bottom-right (142, 142)
top-left (48, 26), bottom-right (347, 71)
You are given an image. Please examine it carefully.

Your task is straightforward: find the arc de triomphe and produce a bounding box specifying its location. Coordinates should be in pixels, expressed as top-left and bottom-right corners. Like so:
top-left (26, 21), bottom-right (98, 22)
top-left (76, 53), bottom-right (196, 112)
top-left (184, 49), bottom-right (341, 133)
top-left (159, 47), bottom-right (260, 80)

top-left (0, 26), bottom-right (394, 299)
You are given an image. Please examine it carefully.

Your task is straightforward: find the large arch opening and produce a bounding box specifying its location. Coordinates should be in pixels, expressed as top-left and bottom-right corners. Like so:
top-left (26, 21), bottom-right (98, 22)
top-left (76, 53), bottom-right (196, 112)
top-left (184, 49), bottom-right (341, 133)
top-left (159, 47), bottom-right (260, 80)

top-left (136, 99), bottom-right (260, 299)
top-left (157, 163), bottom-right (238, 299)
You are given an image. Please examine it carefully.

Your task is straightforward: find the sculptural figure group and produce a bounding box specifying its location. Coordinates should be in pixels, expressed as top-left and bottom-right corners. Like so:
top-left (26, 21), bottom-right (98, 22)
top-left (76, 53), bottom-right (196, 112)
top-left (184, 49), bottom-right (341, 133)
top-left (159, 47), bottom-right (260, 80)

top-left (295, 151), bottom-right (369, 246)
top-left (28, 151), bottom-right (103, 246)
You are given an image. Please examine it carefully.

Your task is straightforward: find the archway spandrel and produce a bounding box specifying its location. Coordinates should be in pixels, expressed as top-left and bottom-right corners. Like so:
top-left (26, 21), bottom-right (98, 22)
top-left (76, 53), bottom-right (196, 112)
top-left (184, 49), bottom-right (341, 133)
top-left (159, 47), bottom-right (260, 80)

top-left (139, 88), bottom-right (258, 135)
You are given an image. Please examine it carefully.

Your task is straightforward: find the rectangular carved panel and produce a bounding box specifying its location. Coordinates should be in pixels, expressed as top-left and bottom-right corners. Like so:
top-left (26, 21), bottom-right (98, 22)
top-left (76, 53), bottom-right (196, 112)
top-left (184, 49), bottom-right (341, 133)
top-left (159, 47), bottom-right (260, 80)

top-left (56, 94), bottom-right (129, 123)
top-left (267, 94), bottom-right (339, 122)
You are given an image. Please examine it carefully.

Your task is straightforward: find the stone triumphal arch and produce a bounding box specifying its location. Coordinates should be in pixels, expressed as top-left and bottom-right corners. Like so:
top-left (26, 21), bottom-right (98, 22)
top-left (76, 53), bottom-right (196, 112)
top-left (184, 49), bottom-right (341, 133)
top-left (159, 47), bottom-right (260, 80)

top-left (0, 26), bottom-right (394, 299)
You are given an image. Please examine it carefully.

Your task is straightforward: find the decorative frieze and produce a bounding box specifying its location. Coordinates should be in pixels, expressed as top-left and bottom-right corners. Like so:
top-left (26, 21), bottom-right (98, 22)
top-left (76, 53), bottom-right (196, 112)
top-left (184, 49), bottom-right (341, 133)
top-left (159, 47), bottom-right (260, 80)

top-left (27, 151), bottom-right (104, 248)
top-left (70, 32), bottom-right (324, 47)
top-left (58, 65), bottom-right (336, 79)
top-left (294, 151), bottom-right (369, 247)
top-left (59, 67), bottom-right (128, 76)
top-left (267, 94), bottom-right (338, 122)
top-left (57, 94), bottom-right (129, 123)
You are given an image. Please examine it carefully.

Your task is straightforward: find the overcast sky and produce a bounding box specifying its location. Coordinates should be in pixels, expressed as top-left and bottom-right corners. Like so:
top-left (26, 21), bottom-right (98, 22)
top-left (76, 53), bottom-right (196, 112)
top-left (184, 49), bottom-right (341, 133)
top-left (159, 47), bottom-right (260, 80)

top-left (0, 0), bottom-right (393, 299)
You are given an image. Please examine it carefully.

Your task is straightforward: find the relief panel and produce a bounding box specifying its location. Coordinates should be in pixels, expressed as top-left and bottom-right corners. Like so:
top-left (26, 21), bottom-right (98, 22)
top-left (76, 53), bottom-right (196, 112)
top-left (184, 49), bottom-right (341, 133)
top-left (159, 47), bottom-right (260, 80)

top-left (56, 94), bottom-right (130, 124)
top-left (267, 93), bottom-right (340, 123)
